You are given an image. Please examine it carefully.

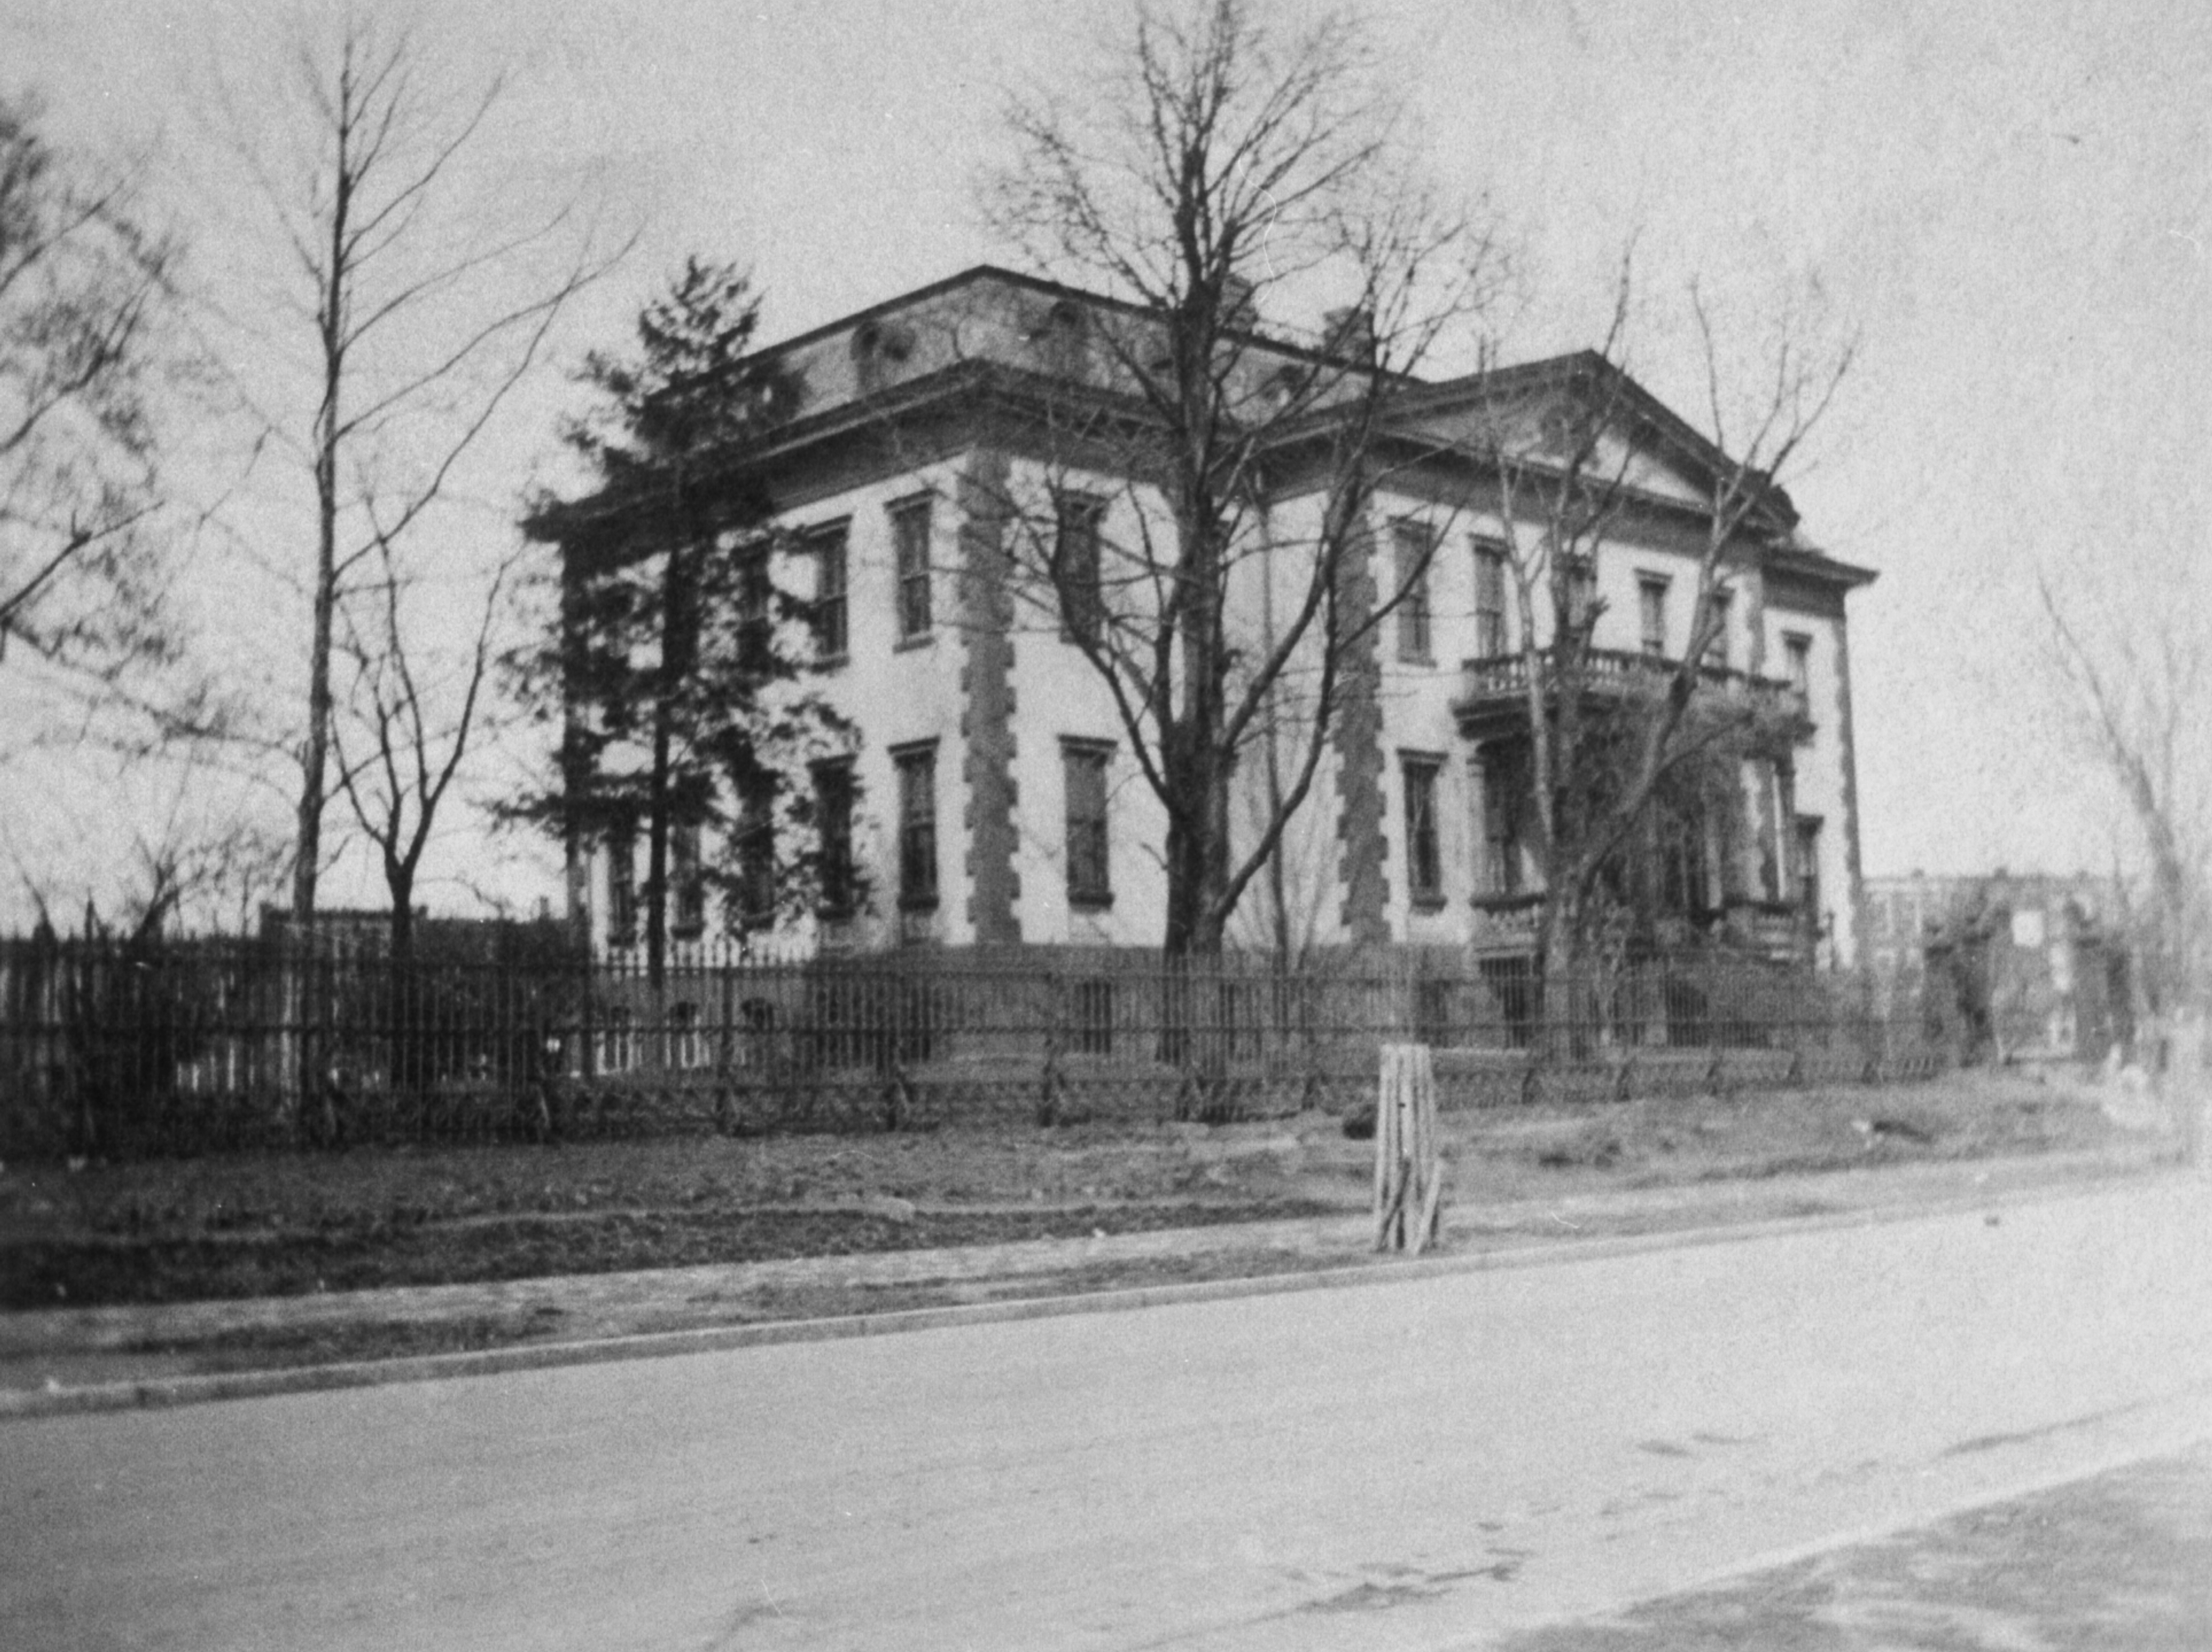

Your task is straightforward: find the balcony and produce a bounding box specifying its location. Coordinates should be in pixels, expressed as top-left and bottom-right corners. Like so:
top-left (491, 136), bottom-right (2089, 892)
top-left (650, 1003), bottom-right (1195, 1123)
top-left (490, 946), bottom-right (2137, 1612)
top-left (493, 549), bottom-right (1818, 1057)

top-left (1453, 648), bottom-right (1811, 746)
top-left (1719, 898), bottom-right (1810, 961)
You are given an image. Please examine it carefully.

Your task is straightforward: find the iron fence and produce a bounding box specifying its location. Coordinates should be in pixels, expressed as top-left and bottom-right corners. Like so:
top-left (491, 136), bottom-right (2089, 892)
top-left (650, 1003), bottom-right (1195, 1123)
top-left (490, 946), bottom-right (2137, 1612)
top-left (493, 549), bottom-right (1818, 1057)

top-left (1, 930), bottom-right (1948, 1159)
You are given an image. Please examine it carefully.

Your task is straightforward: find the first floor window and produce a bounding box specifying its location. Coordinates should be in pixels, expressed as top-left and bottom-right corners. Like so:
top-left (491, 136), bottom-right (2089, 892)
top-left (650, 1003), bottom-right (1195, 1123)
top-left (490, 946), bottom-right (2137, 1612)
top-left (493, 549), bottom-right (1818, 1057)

top-left (1063, 741), bottom-right (1112, 906)
top-left (1403, 756), bottom-right (1443, 907)
top-left (671, 824), bottom-right (705, 937)
top-left (814, 761), bottom-right (857, 917)
top-left (736, 779), bottom-right (777, 928)
top-left (606, 828), bottom-right (637, 945)
top-left (1659, 803), bottom-right (1710, 916)
top-left (1482, 760), bottom-right (1522, 895)
top-left (894, 744), bottom-right (938, 909)
top-left (1795, 816), bottom-right (1824, 927)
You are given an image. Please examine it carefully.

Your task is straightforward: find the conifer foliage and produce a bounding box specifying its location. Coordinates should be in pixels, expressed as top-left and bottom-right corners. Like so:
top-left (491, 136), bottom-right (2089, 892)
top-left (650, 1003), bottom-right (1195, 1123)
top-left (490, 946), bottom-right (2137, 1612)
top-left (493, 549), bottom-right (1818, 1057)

top-left (510, 261), bottom-right (853, 972)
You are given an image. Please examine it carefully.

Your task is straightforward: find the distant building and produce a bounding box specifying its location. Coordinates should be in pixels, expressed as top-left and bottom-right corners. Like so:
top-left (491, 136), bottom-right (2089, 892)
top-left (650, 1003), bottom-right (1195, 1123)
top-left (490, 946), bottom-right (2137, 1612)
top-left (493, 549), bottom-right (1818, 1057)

top-left (1865, 871), bottom-right (2132, 1062)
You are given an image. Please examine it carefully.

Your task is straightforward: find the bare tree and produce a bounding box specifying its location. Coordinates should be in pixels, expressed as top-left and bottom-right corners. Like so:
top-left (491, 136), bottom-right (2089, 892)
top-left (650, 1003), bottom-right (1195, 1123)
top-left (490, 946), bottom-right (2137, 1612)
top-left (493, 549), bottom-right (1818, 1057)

top-left (330, 534), bottom-right (509, 966)
top-left (207, 14), bottom-right (625, 927)
top-left (981, 0), bottom-right (1496, 962)
top-left (2037, 565), bottom-right (2210, 1015)
top-left (1471, 268), bottom-right (1855, 986)
top-left (0, 93), bottom-right (181, 694)
top-left (120, 771), bottom-right (289, 940)
top-left (329, 530), bottom-right (510, 1090)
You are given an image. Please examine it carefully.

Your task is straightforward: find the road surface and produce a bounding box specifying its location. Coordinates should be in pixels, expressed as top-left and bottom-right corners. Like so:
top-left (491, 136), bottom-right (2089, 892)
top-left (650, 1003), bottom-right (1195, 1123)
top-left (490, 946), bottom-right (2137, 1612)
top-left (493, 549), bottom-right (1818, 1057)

top-left (6, 1177), bottom-right (2212, 1650)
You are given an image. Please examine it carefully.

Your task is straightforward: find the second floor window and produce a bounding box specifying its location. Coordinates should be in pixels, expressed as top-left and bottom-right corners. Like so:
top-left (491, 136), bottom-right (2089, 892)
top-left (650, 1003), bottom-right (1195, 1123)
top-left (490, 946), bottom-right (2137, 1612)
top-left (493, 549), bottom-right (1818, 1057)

top-left (1063, 741), bottom-right (1112, 907)
top-left (736, 548), bottom-right (773, 674)
top-left (1784, 631), bottom-right (1812, 694)
top-left (1403, 756), bottom-right (1443, 907)
top-left (1054, 493), bottom-right (1106, 646)
top-left (1639, 576), bottom-right (1668, 656)
top-left (1393, 520), bottom-right (1433, 662)
top-left (1474, 542), bottom-right (1508, 658)
top-left (894, 744), bottom-right (938, 909)
top-left (892, 497), bottom-right (933, 641)
top-left (1703, 588), bottom-right (1733, 669)
top-left (808, 523), bottom-right (848, 662)
top-left (1563, 555), bottom-right (1597, 634)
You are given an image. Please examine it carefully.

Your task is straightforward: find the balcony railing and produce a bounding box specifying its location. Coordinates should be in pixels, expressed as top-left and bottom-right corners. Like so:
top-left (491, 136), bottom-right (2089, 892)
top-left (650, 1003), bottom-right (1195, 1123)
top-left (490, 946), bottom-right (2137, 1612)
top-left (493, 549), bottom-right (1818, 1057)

top-left (1469, 892), bottom-right (1544, 953)
top-left (1720, 898), bottom-right (1811, 959)
top-left (1453, 647), bottom-right (1810, 740)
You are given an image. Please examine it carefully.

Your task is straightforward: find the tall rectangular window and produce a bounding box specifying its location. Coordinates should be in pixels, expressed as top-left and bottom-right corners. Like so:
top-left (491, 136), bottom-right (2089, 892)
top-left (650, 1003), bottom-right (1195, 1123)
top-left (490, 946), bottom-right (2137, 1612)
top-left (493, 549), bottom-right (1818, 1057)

top-left (1659, 802), bottom-right (1710, 916)
top-left (1482, 759), bottom-right (1521, 894)
top-left (736, 547), bottom-right (773, 674)
top-left (1638, 576), bottom-right (1669, 657)
top-left (1393, 520), bottom-right (1433, 662)
top-left (1054, 493), bottom-right (1106, 646)
top-left (1563, 555), bottom-right (1597, 632)
top-left (892, 497), bottom-right (933, 641)
top-left (671, 823), bottom-right (705, 938)
top-left (813, 760), bottom-right (856, 917)
top-left (606, 828), bottom-right (636, 946)
top-left (736, 778), bottom-right (776, 929)
top-left (1795, 815), bottom-right (1824, 928)
top-left (1783, 631), bottom-right (1812, 695)
top-left (808, 523), bottom-right (848, 662)
top-left (894, 744), bottom-right (938, 909)
top-left (1474, 542), bottom-right (1508, 658)
top-left (1402, 756), bottom-right (1443, 907)
top-left (1063, 741), bottom-right (1112, 907)
top-left (1703, 588), bottom-right (1733, 669)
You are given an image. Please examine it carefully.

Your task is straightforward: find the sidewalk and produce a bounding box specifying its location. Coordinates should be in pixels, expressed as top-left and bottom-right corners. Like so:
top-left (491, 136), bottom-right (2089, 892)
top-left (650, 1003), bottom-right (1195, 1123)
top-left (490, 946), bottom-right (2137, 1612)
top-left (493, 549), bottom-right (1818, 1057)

top-left (0, 1143), bottom-right (2180, 1419)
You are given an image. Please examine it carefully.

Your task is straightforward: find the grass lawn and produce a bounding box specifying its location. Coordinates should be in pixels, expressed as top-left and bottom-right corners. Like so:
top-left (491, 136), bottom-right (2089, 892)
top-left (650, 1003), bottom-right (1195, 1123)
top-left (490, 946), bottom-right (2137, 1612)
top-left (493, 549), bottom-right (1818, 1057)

top-left (0, 1065), bottom-right (2161, 1312)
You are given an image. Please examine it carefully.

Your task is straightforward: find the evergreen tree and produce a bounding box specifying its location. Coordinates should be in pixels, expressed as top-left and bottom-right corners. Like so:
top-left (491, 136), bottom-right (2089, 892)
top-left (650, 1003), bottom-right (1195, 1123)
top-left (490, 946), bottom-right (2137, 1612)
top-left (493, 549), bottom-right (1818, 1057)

top-left (510, 261), bottom-right (853, 975)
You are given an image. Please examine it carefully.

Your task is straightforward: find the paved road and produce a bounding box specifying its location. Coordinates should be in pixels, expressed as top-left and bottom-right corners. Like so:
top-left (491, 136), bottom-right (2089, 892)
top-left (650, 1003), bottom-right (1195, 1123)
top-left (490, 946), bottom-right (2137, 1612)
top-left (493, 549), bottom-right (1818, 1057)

top-left (6, 1178), bottom-right (2212, 1651)
top-left (1499, 1436), bottom-right (2212, 1648)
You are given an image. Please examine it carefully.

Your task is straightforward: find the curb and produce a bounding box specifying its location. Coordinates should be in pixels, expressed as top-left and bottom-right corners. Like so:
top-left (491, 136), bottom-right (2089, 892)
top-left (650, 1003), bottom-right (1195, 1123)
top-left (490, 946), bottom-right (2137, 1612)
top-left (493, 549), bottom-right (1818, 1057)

top-left (0, 1165), bottom-right (2177, 1423)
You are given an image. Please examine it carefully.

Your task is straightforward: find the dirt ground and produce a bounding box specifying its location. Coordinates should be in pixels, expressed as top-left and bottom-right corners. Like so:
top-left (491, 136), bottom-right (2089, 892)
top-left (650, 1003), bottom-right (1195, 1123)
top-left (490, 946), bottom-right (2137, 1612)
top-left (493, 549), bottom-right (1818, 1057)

top-left (0, 1065), bottom-right (2154, 1316)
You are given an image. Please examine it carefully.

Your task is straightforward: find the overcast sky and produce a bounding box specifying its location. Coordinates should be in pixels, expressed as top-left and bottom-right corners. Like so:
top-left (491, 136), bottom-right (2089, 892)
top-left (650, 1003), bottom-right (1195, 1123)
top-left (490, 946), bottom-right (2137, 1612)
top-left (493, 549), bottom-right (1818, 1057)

top-left (5, 0), bottom-right (2207, 923)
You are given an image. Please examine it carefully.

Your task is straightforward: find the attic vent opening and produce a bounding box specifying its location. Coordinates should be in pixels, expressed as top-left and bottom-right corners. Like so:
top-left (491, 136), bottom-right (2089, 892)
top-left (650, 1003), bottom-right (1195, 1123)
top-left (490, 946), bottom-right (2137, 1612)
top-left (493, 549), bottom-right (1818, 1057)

top-left (1537, 401), bottom-right (1600, 459)
top-left (1029, 299), bottom-right (1090, 381)
top-left (852, 320), bottom-right (915, 394)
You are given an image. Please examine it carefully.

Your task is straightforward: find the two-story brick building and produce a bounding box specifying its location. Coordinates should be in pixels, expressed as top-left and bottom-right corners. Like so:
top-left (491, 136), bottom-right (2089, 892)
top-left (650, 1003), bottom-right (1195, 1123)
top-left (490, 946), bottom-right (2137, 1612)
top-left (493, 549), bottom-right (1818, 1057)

top-left (547, 266), bottom-right (1875, 969)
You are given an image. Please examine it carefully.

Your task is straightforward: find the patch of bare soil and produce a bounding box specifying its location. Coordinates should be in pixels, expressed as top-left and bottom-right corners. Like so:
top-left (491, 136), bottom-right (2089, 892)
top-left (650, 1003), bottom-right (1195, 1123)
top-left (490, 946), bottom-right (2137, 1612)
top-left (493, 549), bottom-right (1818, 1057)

top-left (0, 1065), bottom-right (2158, 1314)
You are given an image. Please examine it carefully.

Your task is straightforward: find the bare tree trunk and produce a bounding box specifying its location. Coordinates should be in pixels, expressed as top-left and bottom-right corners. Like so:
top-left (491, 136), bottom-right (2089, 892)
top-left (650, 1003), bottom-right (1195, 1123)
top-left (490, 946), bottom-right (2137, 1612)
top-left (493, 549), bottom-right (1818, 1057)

top-left (293, 91), bottom-right (353, 924)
